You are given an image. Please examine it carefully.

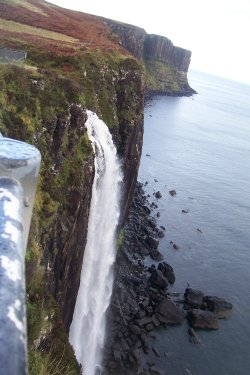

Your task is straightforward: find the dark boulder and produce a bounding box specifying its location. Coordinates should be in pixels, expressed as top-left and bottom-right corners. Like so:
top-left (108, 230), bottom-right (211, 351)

top-left (155, 191), bottom-right (162, 198)
top-left (185, 288), bottom-right (204, 308)
top-left (137, 316), bottom-right (153, 327)
top-left (155, 298), bottom-right (184, 325)
top-left (146, 236), bottom-right (159, 249)
top-left (149, 248), bottom-right (164, 261)
top-left (172, 243), bottom-right (180, 250)
top-left (188, 327), bottom-right (202, 344)
top-left (158, 262), bottom-right (175, 284)
top-left (157, 230), bottom-right (164, 238)
top-left (149, 269), bottom-right (169, 289)
top-left (187, 309), bottom-right (219, 329)
top-left (203, 296), bottom-right (233, 319)
top-left (169, 190), bottom-right (176, 196)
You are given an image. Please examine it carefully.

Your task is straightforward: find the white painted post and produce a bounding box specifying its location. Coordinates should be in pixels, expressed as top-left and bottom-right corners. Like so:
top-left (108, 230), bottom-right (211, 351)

top-left (0, 138), bottom-right (41, 250)
top-left (0, 177), bottom-right (27, 374)
top-left (0, 139), bottom-right (41, 374)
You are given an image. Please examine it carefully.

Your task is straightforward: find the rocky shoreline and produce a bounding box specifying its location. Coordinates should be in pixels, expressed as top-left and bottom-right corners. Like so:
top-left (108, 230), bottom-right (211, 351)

top-left (103, 182), bottom-right (232, 375)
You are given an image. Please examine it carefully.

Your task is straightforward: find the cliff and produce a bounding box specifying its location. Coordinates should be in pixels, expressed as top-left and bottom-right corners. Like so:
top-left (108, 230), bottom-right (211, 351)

top-left (104, 19), bottom-right (195, 96)
top-left (0, 0), bottom-right (193, 372)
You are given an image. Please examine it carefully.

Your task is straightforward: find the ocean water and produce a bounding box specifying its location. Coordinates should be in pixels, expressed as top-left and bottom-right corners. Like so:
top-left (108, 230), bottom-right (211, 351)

top-left (139, 71), bottom-right (250, 375)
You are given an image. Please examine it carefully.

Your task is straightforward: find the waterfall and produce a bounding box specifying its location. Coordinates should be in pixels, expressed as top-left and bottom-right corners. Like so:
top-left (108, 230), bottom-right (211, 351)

top-left (69, 110), bottom-right (123, 375)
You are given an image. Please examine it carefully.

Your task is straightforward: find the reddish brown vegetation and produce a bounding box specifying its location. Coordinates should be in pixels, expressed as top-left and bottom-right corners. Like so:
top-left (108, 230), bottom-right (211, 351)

top-left (0, 0), bottom-right (128, 55)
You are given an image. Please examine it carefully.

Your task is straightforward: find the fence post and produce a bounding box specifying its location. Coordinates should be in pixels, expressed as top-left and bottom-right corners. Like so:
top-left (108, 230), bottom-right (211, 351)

top-left (0, 138), bottom-right (41, 374)
top-left (0, 138), bottom-right (41, 250)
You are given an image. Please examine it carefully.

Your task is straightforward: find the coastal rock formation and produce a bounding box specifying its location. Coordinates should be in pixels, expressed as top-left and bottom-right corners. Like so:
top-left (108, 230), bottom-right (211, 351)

top-left (203, 296), bottom-right (233, 319)
top-left (103, 183), bottom-right (185, 374)
top-left (103, 183), bottom-right (233, 373)
top-left (103, 21), bottom-right (147, 60)
top-left (187, 309), bottom-right (219, 330)
top-left (104, 19), bottom-right (195, 96)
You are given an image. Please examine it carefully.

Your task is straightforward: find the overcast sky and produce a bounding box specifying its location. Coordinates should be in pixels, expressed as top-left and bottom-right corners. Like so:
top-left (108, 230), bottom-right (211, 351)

top-left (48, 0), bottom-right (250, 84)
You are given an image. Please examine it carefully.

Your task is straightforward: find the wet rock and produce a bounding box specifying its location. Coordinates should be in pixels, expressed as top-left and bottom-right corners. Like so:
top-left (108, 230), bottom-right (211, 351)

top-left (157, 230), bottom-right (164, 238)
top-left (146, 323), bottom-right (154, 331)
top-left (137, 316), bottom-right (153, 327)
top-left (152, 314), bottom-right (160, 327)
top-left (185, 288), bottom-right (204, 308)
top-left (149, 269), bottom-right (169, 289)
top-left (152, 346), bottom-right (160, 357)
top-left (187, 309), bottom-right (219, 329)
top-left (203, 296), bottom-right (233, 319)
top-left (149, 248), bottom-right (164, 261)
top-left (173, 243), bottom-right (180, 250)
top-left (148, 265), bottom-right (156, 274)
top-left (158, 262), bottom-right (176, 284)
top-left (146, 236), bottom-right (159, 249)
top-left (147, 218), bottom-right (157, 229)
top-left (114, 350), bottom-right (122, 361)
top-left (138, 246), bottom-right (150, 256)
top-left (188, 327), bottom-right (202, 344)
top-left (169, 190), bottom-right (176, 196)
top-left (155, 298), bottom-right (184, 325)
top-left (150, 368), bottom-right (164, 375)
top-left (155, 191), bottom-right (162, 198)
top-left (146, 305), bottom-right (154, 314)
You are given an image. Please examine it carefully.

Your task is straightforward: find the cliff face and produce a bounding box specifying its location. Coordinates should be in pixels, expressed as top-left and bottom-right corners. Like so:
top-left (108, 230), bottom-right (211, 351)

top-left (0, 51), bottom-right (144, 373)
top-left (103, 21), bottom-right (147, 60)
top-left (105, 20), bottom-right (195, 95)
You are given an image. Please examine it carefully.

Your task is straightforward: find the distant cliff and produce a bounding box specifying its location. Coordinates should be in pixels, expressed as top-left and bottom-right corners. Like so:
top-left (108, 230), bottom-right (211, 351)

top-left (104, 19), bottom-right (195, 96)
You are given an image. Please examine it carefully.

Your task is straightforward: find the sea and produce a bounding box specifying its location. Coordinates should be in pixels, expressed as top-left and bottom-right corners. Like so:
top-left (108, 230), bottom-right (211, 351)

top-left (139, 70), bottom-right (250, 375)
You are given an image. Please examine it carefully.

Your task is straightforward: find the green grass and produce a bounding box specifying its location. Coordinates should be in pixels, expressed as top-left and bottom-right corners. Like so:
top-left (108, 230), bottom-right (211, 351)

top-left (29, 350), bottom-right (77, 375)
top-left (0, 18), bottom-right (79, 43)
top-left (144, 58), bottom-right (180, 93)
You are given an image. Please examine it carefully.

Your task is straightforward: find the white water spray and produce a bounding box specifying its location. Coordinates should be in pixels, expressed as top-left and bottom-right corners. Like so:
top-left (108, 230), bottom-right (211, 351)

top-left (69, 111), bottom-right (123, 375)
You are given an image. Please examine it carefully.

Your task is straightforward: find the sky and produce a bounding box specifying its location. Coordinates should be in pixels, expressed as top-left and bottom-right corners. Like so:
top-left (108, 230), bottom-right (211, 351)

top-left (48, 0), bottom-right (250, 84)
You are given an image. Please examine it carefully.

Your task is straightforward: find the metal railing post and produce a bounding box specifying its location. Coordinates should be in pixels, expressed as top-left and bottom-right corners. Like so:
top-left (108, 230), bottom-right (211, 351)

top-left (0, 138), bottom-right (41, 251)
top-left (0, 177), bottom-right (27, 374)
top-left (0, 138), bottom-right (41, 374)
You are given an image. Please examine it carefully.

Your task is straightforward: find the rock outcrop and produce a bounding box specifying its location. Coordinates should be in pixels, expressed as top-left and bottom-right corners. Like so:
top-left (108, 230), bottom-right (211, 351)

top-left (104, 19), bottom-right (196, 96)
top-left (0, 53), bottom-right (144, 372)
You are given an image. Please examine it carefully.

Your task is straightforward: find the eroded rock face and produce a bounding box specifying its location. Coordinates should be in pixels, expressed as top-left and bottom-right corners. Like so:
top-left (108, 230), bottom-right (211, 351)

top-left (112, 60), bottom-right (144, 222)
top-left (104, 19), bottom-right (196, 96)
top-left (44, 105), bottom-right (95, 331)
top-left (50, 60), bottom-right (144, 330)
top-left (103, 20), bottom-right (146, 60)
top-left (144, 34), bottom-right (191, 73)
